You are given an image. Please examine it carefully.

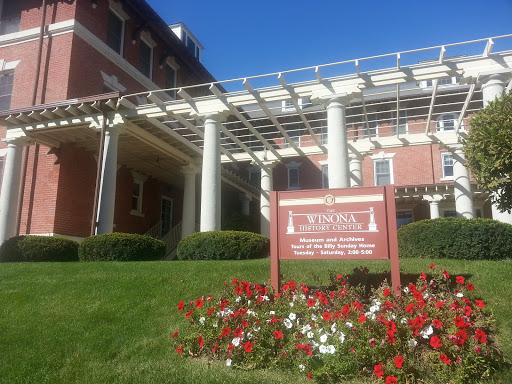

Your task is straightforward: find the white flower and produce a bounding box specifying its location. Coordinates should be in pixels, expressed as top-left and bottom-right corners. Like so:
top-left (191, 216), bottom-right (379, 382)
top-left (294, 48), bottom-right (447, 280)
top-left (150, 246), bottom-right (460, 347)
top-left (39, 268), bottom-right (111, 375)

top-left (311, 314), bottom-right (317, 321)
top-left (300, 294), bottom-right (306, 300)
top-left (269, 310), bottom-right (275, 315)
top-left (326, 345), bottom-right (336, 354)
top-left (420, 325), bottom-right (434, 339)
top-left (247, 310), bottom-right (256, 317)
top-left (408, 339), bottom-right (418, 347)
top-left (232, 337), bottom-right (241, 347)
top-left (226, 358), bottom-right (232, 366)
top-left (456, 292), bottom-right (464, 298)
top-left (283, 319), bottom-right (293, 329)
top-left (401, 318), bottom-right (408, 324)
top-left (246, 332), bottom-right (252, 340)
top-left (299, 364), bottom-right (305, 372)
top-left (339, 332), bottom-right (346, 343)
top-left (235, 296), bottom-right (241, 302)
top-left (289, 313), bottom-right (297, 321)
top-left (307, 331), bottom-right (314, 339)
top-left (262, 295), bottom-right (269, 301)
top-left (366, 312), bottom-right (376, 320)
top-left (330, 323), bottom-right (337, 333)
top-left (302, 324), bottom-right (311, 333)
top-left (253, 326), bottom-right (260, 332)
top-left (403, 287), bottom-right (410, 293)
top-left (319, 345), bottom-right (327, 354)
top-left (289, 302), bottom-right (294, 307)
top-left (345, 322), bottom-right (353, 328)
top-left (199, 317), bottom-right (206, 325)
top-left (320, 334), bottom-right (328, 343)
top-left (369, 304), bottom-right (380, 313)
top-left (212, 322), bottom-right (218, 328)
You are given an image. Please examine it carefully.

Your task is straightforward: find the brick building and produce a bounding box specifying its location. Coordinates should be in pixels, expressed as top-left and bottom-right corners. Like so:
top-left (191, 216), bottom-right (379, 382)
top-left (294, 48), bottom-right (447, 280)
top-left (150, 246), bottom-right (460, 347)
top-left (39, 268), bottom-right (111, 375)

top-left (0, 1), bottom-right (511, 252)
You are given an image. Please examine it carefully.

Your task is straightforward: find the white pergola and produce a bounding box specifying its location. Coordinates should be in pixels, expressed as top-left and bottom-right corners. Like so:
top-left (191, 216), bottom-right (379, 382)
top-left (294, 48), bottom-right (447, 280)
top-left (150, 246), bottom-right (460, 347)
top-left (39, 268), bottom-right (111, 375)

top-left (1, 35), bottom-right (511, 243)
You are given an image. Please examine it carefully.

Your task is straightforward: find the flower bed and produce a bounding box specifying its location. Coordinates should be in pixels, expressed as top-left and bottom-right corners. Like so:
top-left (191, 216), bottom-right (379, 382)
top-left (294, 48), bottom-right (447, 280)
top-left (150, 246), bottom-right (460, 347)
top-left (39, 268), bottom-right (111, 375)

top-left (172, 265), bottom-right (505, 383)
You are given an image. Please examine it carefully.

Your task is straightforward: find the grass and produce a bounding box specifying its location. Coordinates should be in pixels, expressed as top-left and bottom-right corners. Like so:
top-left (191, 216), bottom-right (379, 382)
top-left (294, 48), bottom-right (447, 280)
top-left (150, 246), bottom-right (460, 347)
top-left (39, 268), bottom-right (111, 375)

top-left (1, 258), bottom-right (511, 383)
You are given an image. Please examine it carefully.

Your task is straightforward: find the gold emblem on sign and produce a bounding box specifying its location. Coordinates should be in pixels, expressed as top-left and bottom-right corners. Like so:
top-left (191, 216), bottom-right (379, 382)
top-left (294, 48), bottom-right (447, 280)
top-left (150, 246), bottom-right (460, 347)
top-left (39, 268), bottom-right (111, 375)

top-left (324, 194), bottom-right (335, 206)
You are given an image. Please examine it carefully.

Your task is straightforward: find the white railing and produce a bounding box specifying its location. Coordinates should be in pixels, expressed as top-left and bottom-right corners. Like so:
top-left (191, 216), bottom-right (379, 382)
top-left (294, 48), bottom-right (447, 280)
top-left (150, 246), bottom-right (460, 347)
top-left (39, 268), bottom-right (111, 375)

top-left (161, 221), bottom-right (182, 257)
top-left (144, 221), bottom-right (161, 238)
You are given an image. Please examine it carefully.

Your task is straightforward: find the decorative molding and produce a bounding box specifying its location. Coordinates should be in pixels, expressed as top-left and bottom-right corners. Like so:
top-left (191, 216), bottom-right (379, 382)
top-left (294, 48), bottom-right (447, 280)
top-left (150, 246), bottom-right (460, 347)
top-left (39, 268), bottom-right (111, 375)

top-left (100, 71), bottom-right (127, 92)
top-left (0, 59), bottom-right (20, 72)
top-left (370, 151), bottom-right (395, 160)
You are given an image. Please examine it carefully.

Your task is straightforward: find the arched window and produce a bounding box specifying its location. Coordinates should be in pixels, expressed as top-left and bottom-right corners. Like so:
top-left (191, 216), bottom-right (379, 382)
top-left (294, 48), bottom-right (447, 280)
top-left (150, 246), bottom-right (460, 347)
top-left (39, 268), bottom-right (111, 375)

top-left (436, 113), bottom-right (458, 132)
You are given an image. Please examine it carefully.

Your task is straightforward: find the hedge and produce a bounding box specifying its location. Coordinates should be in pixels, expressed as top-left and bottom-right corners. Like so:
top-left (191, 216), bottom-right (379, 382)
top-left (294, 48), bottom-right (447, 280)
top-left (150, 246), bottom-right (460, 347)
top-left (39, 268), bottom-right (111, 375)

top-left (177, 231), bottom-right (270, 261)
top-left (79, 233), bottom-right (166, 261)
top-left (222, 212), bottom-right (260, 233)
top-left (0, 235), bottom-right (79, 262)
top-left (397, 218), bottom-right (512, 260)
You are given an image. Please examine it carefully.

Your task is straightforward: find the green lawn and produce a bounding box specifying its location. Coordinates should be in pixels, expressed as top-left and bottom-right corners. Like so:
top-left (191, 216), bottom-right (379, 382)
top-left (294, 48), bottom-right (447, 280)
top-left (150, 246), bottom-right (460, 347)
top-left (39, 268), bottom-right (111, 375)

top-left (1, 258), bottom-right (511, 383)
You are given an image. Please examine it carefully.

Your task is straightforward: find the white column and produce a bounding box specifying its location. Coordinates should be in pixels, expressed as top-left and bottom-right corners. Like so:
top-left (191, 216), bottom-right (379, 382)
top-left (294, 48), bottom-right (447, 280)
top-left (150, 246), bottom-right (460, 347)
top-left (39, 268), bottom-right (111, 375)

top-left (452, 149), bottom-right (474, 219)
top-left (260, 162), bottom-right (276, 237)
top-left (181, 165), bottom-right (197, 238)
top-left (200, 114), bottom-right (222, 232)
top-left (423, 195), bottom-right (443, 219)
top-left (241, 194), bottom-right (251, 216)
top-left (0, 138), bottom-right (26, 244)
top-left (480, 73), bottom-right (512, 224)
top-left (326, 96), bottom-right (350, 188)
top-left (97, 125), bottom-right (123, 234)
top-left (349, 155), bottom-right (363, 187)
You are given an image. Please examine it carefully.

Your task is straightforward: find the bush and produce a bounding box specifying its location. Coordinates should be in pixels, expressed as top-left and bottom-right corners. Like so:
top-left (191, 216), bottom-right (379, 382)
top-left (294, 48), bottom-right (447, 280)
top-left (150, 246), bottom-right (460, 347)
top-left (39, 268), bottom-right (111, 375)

top-left (79, 233), bottom-right (166, 261)
top-left (398, 218), bottom-right (512, 260)
top-left (177, 231), bottom-right (269, 261)
top-left (0, 235), bottom-right (79, 262)
top-left (222, 212), bottom-right (260, 233)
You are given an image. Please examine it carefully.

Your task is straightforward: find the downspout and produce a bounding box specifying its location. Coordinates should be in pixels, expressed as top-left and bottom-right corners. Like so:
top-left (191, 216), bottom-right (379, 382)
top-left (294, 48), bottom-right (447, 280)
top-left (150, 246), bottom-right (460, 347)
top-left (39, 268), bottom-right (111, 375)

top-left (16, 0), bottom-right (47, 236)
top-left (90, 108), bottom-right (107, 236)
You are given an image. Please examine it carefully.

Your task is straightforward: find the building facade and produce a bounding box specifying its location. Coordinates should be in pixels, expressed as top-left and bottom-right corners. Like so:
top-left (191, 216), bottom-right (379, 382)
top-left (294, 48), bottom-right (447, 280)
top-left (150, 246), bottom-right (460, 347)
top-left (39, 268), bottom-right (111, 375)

top-left (0, 1), bottom-right (511, 250)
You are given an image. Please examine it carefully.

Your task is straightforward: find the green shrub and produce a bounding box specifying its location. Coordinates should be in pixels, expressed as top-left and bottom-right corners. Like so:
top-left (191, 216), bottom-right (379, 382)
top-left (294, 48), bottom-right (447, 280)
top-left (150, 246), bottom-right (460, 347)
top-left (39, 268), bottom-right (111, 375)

top-left (0, 235), bottom-right (79, 262)
top-left (398, 218), bottom-right (512, 260)
top-left (222, 212), bottom-right (260, 233)
top-left (177, 231), bottom-right (269, 261)
top-left (79, 233), bottom-right (166, 261)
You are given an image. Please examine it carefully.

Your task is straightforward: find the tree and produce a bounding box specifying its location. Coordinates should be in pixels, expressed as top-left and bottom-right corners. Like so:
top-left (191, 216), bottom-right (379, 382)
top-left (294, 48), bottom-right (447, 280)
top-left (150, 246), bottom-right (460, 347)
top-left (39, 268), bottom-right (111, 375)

top-left (463, 90), bottom-right (512, 212)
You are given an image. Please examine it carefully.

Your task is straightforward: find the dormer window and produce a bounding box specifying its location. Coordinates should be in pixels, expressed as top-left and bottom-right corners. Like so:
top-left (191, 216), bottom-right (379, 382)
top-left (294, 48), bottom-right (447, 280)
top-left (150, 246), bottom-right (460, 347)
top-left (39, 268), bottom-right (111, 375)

top-left (419, 77), bottom-right (462, 88)
top-left (282, 98), bottom-right (310, 112)
top-left (0, 1), bottom-right (21, 35)
top-left (436, 113), bottom-right (458, 132)
top-left (169, 23), bottom-right (203, 61)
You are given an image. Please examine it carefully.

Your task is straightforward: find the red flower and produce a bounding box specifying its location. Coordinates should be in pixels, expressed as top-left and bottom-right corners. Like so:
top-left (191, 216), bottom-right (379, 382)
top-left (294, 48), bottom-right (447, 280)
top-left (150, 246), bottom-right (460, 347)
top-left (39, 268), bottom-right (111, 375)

top-left (456, 276), bottom-right (465, 284)
top-left (212, 343), bottom-right (218, 354)
top-left (176, 345), bottom-right (183, 354)
top-left (195, 299), bottom-right (204, 308)
top-left (273, 331), bottom-right (283, 339)
top-left (232, 278), bottom-right (238, 286)
top-left (428, 263), bottom-right (436, 269)
top-left (207, 307), bottom-right (215, 317)
top-left (198, 334), bottom-right (204, 348)
top-left (383, 288), bottom-right (391, 297)
top-left (221, 327), bottom-right (231, 337)
top-left (358, 313), bottom-right (366, 323)
top-left (241, 319), bottom-right (249, 328)
top-left (307, 298), bottom-right (316, 307)
top-left (307, 372), bottom-right (312, 381)
top-left (454, 316), bottom-right (468, 329)
top-left (235, 286), bottom-right (243, 295)
top-left (435, 300), bottom-right (445, 309)
top-left (322, 312), bottom-right (332, 322)
top-left (430, 335), bottom-right (442, 348)
top-left (443, 269), bottom-right (450, 279)
top-left (385, 377), bottom-right (397, 384)
top-left (185, 310), bottom-right (194, 319)
top-left (475, 300), bottom-right (485, 308)
top-left (171, 330), bottom-right (179, 338)
top-left (474, 345), bottom-right (481, 354)
top-left (467, 283), bottom-right (475, 291)
top-left (233, 328), bottom-right (243, 337)
top-left (177, 300), bottom-right (184, 311)
top-left (432, 319), bottom-right (443, 328)
top-left (440, 354), bottom-right (451, 365)
top-left (474, 329), bottom-right (487, 343)
top-left (420, 272), bottom-right (427, 281)
top-left (374, 362), bottom-right (384, 379)
top-left (463, 306), bottom-right (473, 316)
top-left (352, 302), bottom-right (362, 311)
top-left (244, 341), bottom-right (253, 353)
top-left (394, 355), bottom-right (404, 369)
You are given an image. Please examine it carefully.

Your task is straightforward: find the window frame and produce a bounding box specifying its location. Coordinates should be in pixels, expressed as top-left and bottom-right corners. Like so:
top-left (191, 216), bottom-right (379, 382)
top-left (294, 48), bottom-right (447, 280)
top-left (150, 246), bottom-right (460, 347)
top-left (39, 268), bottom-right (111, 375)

top-left (0, 70), bottom-right (14, 112)
top-left (436, 113), bottom-right (459, 132)
top-left (0, 0), bottom-right (21, 35)
top-left (364, 112), bottom-right (379, 138)
top-left (396, 210), bottom-right (414, 229)
top-left (139, 38), bottom-right (153, 79)
top-left (441, 152), bottom-right (454, 180)
top-left (391, 110), bottom-right (408, 135)
top-left (165, 62), bottom-right (178, 99)
top-left (130, 171), bottom-right (148, 216)
top-left (286, 161), bottom-right (302, 190)
top-left (322, 164), bottom-right (329, 189)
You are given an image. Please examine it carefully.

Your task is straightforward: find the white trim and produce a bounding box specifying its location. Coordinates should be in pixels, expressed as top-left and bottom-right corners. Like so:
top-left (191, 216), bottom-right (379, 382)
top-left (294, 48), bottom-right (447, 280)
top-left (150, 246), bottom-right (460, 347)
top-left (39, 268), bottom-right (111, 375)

top-left (100, 71), bottom-right (127, 92)
top-left (108, 0), bottom-right (130, 20)
top-left (130, 171), bottom-right (147, 216)
top-left (0, 59), bottom-right (20, 71)
top-left (372, 158), bottom-right (394, 186)
top-left (440, 152), bottom-right (454, 180)
top-left (369, 151), bottom-right (396, 160)
top-left (436, 113), bottom-right (458, 132)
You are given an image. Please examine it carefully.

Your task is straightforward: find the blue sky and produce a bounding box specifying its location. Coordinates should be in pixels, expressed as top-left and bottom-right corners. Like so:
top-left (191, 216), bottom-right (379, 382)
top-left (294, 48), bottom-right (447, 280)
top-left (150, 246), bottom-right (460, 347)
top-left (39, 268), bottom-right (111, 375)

top-left (147, 0), bottom-right (512, 82)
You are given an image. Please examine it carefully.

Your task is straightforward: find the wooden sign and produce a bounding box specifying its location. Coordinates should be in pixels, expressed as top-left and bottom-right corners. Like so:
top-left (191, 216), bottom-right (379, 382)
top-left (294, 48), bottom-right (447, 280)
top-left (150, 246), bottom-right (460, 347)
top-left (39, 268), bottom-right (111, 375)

top-left (270, 185), bottom-right (401, 295)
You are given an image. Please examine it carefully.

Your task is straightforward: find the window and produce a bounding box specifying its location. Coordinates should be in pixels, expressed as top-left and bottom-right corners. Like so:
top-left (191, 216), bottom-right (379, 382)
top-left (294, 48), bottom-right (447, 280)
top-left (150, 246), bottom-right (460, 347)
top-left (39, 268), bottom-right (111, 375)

top-left (396, 211), bottom-right (413, 229)
top-left (161, 197), bottom-right (173, 236)
top-left (443, 210), bottom-right (457, 218)
top-left (139, 40), bottom-right (153, 79)
top-left (441, 152), bottom-right (454, 179)
top-left (165, 64), bottom-right (177, 99)
top-left (419, 77), bottom-right (462, 88)
top-left (0, 72), bottom-right (13, 111)
top-left (320, 126), bottom-right (328, 145)
top-left (286, 161), bottom-right (301, 190)
top-left (392, 111), bottom-right (408, 135)
top-left (282, 98), bottom-right (310, 112)
top-left (106, 9), bottom-right (124, 55)
top-left (181, 30), bottom-right (201, 60)
top-left (364, 113), bottom-right (378, 138)
top-left (322, 164), bottom-right (329, 189)
top-left (284, 124), bottom-right (301, 148)
top-left (374, 159), bottom-right (393, 186)
top-left (436, 113), bottom-right (458, 132)
top-left (0, 1), bottom-right (21, 35)
top-left (130, 171), bottom-right (147, 216)
top-left (248, 167), bottom-right (261, 185)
